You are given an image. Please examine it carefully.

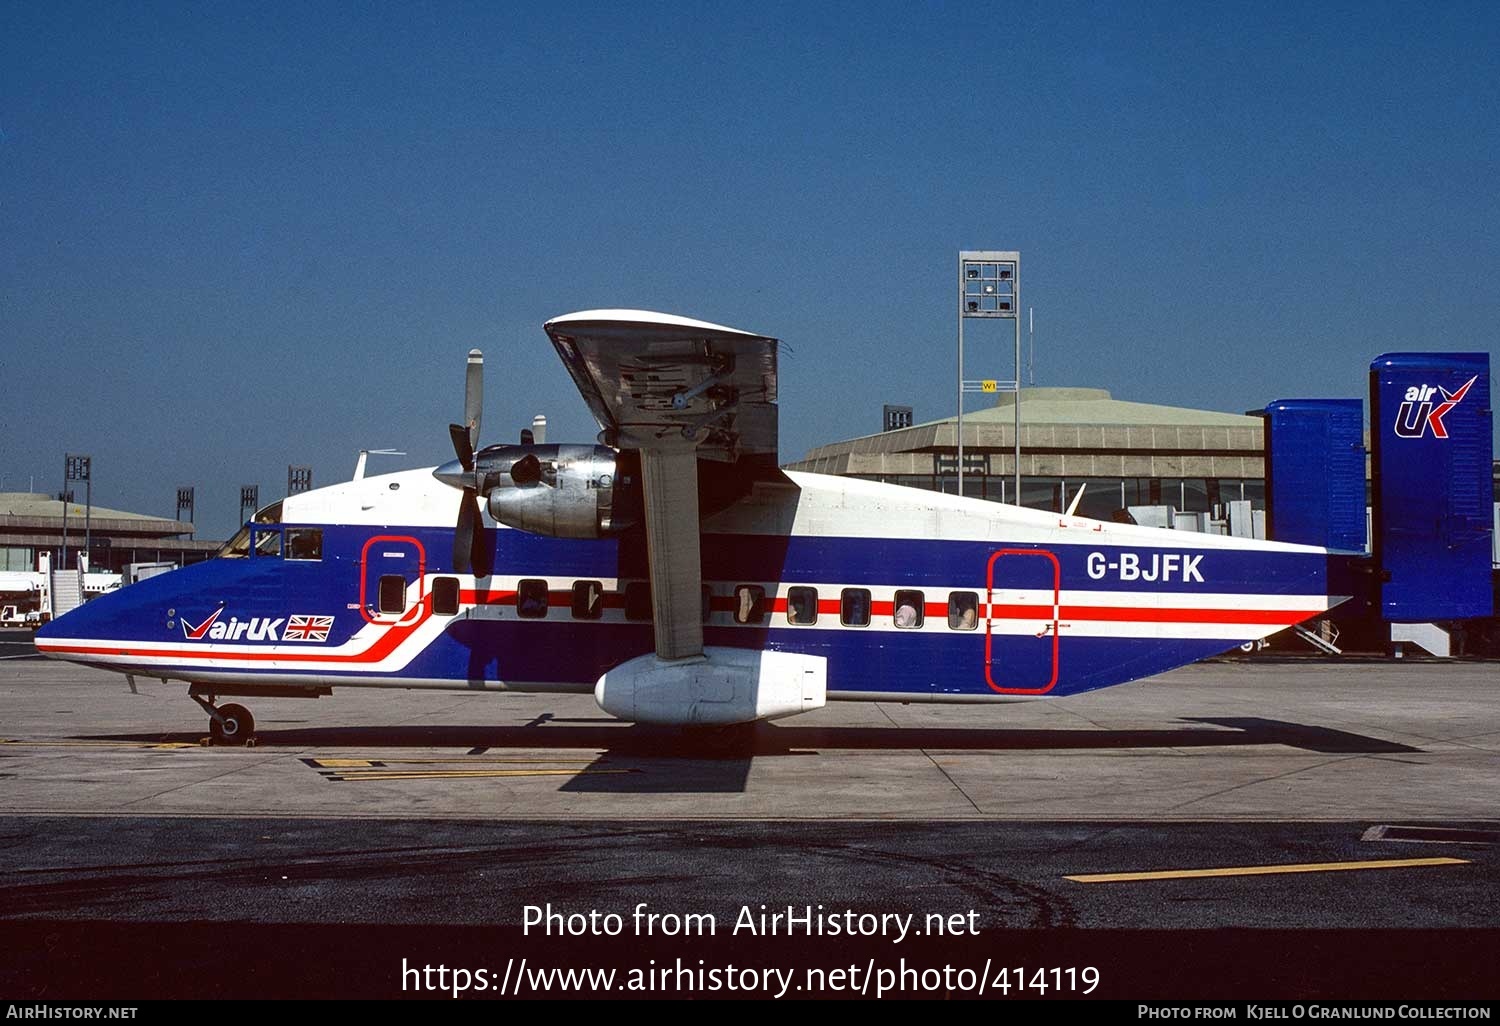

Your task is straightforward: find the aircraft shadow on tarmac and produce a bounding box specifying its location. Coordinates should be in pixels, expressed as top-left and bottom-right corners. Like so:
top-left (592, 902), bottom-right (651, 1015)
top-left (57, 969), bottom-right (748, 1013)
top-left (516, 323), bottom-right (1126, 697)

top-left (78, 717), bottom-right (1421, 796)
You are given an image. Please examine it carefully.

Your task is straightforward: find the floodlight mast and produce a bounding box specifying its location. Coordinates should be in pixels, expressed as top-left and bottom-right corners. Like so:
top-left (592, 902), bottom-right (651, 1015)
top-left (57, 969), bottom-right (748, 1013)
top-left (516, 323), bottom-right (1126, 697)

top-left (956, 251), bottom-right (1020, 504)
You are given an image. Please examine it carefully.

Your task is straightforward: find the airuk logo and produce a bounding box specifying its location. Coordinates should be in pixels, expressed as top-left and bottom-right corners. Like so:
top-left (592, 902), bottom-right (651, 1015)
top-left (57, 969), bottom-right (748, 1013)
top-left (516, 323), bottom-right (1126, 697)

top-left (180, 608), bottom-right (333, 642)
top-left (1393, 376), bottom-right (1477, 439)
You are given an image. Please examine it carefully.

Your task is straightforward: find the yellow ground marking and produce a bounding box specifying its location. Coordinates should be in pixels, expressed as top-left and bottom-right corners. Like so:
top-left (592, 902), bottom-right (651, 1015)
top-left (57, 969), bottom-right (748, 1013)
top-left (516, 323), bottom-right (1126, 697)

top-left (307, 757), bottom-right (599, 768)
top-left (1065, 857), bottom-right (1470, 884)
top-left (0, 739), bottom-right (196, 750)
top-left (323, 768), bottom-right (634, 782)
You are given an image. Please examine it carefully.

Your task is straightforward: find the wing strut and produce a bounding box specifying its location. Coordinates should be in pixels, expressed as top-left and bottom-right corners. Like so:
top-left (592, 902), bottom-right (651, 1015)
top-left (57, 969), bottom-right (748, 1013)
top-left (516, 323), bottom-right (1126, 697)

top-left (639, 445), bottom-right (704, 661)
top-left (543, 309), bottom-right (780, 665)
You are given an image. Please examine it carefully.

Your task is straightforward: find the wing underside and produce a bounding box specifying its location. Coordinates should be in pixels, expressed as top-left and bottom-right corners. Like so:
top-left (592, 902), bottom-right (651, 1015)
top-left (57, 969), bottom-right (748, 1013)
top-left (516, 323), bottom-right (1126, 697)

top-left (544, 310), bottom-right (781, 661)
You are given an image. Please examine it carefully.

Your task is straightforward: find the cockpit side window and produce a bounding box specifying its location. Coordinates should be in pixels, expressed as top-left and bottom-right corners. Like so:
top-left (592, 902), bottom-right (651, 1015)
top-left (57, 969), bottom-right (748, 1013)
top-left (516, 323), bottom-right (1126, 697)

top-left (217, 526), bottom-right (251, 559)
top-left (253, 528), bottom-right (281, 558)
top-left (216, 501), bottom-right (287, 559)
top-left (284, 528), bottom-right (323, 561)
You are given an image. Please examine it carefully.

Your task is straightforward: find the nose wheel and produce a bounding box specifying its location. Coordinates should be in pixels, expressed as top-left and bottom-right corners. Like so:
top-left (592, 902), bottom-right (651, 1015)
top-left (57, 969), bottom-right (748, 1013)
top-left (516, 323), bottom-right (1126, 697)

top-left (190, 693), bottom-right (256, 745)
top-left (210, 703), bottom-right (255, 743)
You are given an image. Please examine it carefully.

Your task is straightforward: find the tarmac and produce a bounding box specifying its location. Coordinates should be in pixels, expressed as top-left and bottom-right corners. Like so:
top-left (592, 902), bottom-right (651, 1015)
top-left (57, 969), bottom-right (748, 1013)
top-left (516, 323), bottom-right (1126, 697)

top-left (2, 649), bottom-right (1497, 1000)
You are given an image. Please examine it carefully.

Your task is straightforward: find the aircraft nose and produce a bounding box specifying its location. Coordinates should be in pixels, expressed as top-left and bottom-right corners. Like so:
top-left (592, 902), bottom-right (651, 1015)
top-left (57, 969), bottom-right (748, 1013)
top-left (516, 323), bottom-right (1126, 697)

top-left (33, 589), bottom-right (109, 658)
top-left (433, 459), bottom-right (471, 491)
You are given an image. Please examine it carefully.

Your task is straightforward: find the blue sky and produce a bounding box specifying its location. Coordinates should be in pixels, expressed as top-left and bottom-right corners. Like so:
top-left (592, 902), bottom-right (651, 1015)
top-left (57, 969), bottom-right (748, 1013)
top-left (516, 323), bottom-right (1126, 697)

top-left (3, 2), bottom-right (1497, 539)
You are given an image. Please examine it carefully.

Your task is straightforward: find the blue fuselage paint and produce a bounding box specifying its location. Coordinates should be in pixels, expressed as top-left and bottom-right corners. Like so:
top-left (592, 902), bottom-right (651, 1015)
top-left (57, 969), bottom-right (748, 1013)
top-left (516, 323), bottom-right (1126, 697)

top-left (38, 516), bottom-right (1344, 701)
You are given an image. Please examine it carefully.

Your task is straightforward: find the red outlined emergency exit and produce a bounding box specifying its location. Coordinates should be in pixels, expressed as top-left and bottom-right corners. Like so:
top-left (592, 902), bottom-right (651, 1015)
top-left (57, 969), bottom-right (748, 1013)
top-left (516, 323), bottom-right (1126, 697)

top-left (985, 548), bottom-right (1061, 694)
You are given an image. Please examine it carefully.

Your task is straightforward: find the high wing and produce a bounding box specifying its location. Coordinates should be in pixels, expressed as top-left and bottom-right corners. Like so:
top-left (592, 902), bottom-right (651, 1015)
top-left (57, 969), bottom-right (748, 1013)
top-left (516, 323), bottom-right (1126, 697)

top-left (544, 310), bottom-right (780, 662)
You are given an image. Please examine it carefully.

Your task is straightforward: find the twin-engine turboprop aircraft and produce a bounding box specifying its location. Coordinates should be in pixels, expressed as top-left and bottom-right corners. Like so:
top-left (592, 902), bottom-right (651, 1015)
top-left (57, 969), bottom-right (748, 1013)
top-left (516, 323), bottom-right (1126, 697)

top-left (35, 312), bottom-right (1493, 741)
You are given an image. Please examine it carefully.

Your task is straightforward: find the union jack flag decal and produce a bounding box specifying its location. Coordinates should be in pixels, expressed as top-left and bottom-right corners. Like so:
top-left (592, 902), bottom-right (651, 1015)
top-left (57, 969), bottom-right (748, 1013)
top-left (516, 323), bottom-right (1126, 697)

top-left (284, 614), bottom-right (334, 643)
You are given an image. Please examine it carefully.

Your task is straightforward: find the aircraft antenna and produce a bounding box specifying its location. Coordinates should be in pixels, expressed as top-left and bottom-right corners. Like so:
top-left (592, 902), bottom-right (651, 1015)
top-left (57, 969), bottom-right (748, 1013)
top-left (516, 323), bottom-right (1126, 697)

top-left (353, 449), bottom-right (406, 481)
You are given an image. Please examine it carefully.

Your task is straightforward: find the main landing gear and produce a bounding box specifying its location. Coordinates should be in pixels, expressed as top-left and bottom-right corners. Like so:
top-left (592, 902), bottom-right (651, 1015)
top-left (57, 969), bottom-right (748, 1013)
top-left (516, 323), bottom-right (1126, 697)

top-left (680, 721), bottom-right (759, 756)
top-left (190, 693), bottom-right (256, 745)
top-left (186, 683), bottom-right (328, 746)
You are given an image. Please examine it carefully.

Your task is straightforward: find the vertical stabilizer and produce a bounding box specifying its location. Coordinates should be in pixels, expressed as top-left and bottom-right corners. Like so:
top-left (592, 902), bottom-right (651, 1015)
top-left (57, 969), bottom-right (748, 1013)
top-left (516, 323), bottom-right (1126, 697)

top-left (1369, 353), bottom-right (1493, 621)
top-left (1262, 398), bottom-right (1366, 551)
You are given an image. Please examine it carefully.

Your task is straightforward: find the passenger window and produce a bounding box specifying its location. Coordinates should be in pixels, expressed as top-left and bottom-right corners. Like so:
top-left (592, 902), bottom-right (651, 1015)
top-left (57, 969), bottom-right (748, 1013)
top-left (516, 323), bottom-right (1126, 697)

top-left (378, 574), bottom-right (406, 613)
top-left (284, 528), bottom-right (323, 560)
top-left (893, 590), bottom-right (924, 628)
top-left (733, 585), bottom-right (765, 625)
top-left (786, 586), bottom-right (818, 625)
top-left (571, 580), bottom-right (604, 620)
top-left (624, 582), bottom-right (652, 621)
top-left (948, 591), bottom-right (979, 630)
top-left (433, 577), bottom-right (460, 616)
top-left (516, 579), bottom-right (549, 619)
top-left (841, 588), bottom-right (871, 627)
top-left (702, 585), bottom-right (713, 624)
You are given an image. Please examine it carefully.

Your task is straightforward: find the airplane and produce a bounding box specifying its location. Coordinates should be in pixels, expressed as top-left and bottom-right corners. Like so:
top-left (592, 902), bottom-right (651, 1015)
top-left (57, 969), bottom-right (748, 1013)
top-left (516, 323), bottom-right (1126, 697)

top-left (33, 311), bottom-right (1494, 744)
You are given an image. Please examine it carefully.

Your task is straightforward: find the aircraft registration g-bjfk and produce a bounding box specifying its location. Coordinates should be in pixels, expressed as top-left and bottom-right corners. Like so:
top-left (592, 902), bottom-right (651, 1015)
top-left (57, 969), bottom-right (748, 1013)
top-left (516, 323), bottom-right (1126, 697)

top-left (35, 312), bottom-right (1494, 742)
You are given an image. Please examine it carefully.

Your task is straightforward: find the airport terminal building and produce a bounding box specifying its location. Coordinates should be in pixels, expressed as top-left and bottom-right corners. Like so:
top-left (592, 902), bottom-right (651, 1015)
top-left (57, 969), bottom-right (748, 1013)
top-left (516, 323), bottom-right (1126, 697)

top-left (0, 492), bottom-right (219, 577)
top-left (786, 387), bottom-right (1272, 523)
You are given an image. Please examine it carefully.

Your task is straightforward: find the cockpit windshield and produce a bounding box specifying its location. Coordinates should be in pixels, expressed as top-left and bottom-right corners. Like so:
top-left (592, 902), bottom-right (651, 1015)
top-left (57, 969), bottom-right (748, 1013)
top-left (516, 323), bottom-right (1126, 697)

top-left (216, 501), bottom-right (285, 559)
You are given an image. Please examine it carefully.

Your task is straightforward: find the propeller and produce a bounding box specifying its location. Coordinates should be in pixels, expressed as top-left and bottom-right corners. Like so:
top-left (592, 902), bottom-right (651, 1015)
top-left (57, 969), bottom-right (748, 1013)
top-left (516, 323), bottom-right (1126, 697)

top-left (463, 348), bottom-right (483, 453)
top-left (438, 349), bottom-right (490, 577)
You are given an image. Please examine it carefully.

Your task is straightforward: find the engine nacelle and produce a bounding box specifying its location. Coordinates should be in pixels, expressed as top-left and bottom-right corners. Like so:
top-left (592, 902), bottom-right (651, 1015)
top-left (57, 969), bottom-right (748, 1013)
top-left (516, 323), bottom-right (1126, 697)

top-left (479, 444), bottom-right (638, 538)
top-left (595, 648), bottom-right (828, 725)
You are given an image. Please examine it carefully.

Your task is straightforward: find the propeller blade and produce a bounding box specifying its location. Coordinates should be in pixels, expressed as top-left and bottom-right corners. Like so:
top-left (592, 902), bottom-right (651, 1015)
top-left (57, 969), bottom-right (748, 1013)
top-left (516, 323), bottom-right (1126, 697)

top-left (449, 423), bottom-right (474, 473)
top-left (465, 348), bottom-right (483, 453)
top-left (447, 348), bottom-right (489, 577)
top-left (470, 496), bottom-right (491, 579)
top-left (453, 488), bottom-right (477, 574)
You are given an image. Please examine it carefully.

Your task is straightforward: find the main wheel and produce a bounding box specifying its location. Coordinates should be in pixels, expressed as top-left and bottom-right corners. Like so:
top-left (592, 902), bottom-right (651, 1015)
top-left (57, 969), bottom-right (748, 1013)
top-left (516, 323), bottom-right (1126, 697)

top-left (210, 703), bottom-right (255, 743)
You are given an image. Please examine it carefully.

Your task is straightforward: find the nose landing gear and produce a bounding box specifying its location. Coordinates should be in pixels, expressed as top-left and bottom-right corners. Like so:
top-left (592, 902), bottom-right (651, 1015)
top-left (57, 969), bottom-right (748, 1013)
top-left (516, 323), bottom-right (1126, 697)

top-left (210, 703), bottom-right (255, 743)
top-left (189, 692), bottom-right (257, 746)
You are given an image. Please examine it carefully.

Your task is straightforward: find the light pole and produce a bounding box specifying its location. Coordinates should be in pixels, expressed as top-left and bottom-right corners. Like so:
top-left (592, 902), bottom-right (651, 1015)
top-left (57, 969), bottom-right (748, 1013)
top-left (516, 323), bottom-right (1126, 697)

top-left (957, 251), bottom-right (1020, 502)
top-left (176, 487), bottom-right (195, 526)
top-left (288, 465), bottom-right (313, 496)
top-left (239, 485), bottom-right (259, 525)
top-left (64, 454), bottom-right (91, 569)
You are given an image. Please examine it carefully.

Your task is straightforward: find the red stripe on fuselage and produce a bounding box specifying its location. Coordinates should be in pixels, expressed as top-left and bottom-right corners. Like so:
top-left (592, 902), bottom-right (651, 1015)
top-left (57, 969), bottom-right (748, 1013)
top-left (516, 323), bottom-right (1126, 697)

top-left (35, 587), bottom-right (1318, 664)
